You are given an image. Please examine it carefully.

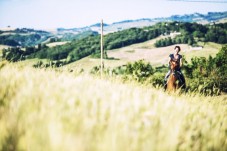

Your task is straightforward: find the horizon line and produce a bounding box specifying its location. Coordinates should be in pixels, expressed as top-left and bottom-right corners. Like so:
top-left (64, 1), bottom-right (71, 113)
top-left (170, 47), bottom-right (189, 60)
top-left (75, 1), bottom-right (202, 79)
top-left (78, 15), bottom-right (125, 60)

top-left (1, 10), bottom-right (226, 29)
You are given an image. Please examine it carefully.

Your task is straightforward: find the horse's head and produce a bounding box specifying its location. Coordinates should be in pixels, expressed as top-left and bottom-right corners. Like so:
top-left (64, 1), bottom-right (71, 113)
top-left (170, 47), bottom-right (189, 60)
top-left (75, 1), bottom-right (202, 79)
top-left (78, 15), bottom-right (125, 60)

top-left (170, 60), bottom-right (179, 71)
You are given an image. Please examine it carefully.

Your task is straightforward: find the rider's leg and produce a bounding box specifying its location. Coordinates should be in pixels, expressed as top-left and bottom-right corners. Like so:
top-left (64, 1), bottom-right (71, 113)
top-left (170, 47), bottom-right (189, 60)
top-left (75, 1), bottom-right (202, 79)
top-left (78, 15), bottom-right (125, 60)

top-left (164, 70), bottom-right (171, 90)
top-left (181, 74), bottom-right (186, 88)
top-left (177, 70), bottom-right (186, 88)
top-left (164, 70), bottom-right (171, 83)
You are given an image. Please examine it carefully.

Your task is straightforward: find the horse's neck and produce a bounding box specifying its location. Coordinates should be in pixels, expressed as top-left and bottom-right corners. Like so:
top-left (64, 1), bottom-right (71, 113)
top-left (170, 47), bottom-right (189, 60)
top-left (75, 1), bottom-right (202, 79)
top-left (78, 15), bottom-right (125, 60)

top-left (169, 73), bottom-right (177, 82)
top-left (167, 74), bottom-right (177, 90)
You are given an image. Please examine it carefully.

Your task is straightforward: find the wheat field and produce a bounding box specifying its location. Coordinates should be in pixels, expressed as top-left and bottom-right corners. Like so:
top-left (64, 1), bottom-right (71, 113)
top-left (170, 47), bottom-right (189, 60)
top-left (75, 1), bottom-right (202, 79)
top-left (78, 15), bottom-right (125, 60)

top-left (0, 63), bottom-right (226, 151)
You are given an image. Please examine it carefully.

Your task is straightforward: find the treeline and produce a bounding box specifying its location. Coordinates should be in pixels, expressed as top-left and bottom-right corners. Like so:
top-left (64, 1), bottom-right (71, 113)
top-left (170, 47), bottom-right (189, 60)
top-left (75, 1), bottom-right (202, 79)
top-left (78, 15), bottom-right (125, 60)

top-left (0, 28), bottom-right (49, 34)
top-left (155, 22), bottom-right (227, 47)
top-left (0, 28), bottom-right (52, 47)
top-left (2, 44), bottom-right (47, 62)
top-left (60, 31), bottom-right (99, 41)
top-left (103, 28), bottom-right (160, 50)
top-left (0, 33), bottom-right (51, 47)
top-left (0, 35), bottom-right (19, 46)
top-left (155, 36), bottom-right (195, 47)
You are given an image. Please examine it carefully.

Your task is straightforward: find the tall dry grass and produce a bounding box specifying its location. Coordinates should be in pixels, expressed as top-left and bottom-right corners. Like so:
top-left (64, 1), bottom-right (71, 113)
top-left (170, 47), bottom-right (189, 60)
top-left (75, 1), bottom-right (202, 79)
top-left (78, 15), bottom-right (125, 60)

top-left (0, 64), bottom-right (226, 151)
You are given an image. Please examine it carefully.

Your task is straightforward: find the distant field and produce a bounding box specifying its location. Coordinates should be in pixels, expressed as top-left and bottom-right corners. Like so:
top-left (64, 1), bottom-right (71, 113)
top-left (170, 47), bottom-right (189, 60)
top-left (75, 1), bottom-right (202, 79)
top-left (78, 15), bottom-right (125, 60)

top-left (46, 41), bottom-right (69, 47)
top-left (0, 33), bottom-right (32, 36)
top-left (0, 27), bottom-right (16, 31)
top-left (108, 41), bottom-right (221, 66)
top-left (217, 18), bottom-right (227, 23)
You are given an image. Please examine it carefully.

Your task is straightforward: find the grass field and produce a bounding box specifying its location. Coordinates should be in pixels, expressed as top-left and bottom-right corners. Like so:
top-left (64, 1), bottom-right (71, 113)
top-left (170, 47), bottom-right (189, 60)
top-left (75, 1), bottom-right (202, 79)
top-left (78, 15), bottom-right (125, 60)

top-left (0, 63), bottom-right (226, 151)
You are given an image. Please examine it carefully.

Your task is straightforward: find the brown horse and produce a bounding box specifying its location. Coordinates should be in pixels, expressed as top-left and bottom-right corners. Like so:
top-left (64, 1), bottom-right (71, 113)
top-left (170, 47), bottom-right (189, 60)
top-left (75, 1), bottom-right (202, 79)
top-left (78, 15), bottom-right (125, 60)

top-left (167, 60), bottom-right (185, 91)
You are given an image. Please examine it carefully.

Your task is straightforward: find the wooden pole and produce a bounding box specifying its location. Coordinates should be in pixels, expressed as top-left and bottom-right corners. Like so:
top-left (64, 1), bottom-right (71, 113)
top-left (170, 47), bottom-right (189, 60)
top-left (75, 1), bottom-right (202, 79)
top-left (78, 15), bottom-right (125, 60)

top-left (101, 19), bottom-right (104, 78)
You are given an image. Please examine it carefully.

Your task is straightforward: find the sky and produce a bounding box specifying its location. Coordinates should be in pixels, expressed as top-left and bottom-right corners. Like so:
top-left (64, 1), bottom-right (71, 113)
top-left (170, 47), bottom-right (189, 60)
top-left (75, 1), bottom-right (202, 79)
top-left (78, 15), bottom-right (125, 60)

top-left (0, 0), bottom-right (227, 29)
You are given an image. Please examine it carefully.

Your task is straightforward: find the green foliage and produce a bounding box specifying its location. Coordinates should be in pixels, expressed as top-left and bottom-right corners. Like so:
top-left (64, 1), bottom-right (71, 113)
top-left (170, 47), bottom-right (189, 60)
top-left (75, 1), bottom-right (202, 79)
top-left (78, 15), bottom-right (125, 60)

top-left (183, 45), bottom-right (227, 95)
top-left (148, 72), bottom-right (166, 87)
top-left (33, 60), bottom-right (65, 68)
top-left (104, 28), bottom-right (159, 50)
top-left (214, 45), bottom-right (227, 92)
top-left (124, 60), bottom-right (154, 82)
top-left (4, 47), bottom-right (25, 62)
top-left (186, 77), bottom-right (221, 96)
top-left (94, 60), bottom-right (155, 82)
top-left (3, 44), bottom-right (47, 62)
top-left (215, 45), bottom-right (227, 72)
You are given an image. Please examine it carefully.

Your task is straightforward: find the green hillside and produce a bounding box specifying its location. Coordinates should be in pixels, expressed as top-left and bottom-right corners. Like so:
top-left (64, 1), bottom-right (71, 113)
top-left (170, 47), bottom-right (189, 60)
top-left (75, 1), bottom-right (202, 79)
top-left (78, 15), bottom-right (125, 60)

top-left (0, 28), bottom-right (52, 47)
top-left (3, 22), bottom-right (227, 67)
top-left (0, 28), bottom-right (98, 47)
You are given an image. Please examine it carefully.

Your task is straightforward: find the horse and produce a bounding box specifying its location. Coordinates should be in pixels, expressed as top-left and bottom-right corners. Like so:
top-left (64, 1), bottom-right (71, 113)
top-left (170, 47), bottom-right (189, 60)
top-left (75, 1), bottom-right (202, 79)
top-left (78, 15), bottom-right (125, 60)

top-left (166, 60), bottom-right (185, 92)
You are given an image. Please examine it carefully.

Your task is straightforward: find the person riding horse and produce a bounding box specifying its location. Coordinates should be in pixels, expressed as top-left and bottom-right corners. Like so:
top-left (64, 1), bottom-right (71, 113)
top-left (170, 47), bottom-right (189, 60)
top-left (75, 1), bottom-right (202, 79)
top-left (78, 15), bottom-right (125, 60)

top-left (164, 46), bottom-right (186, 90)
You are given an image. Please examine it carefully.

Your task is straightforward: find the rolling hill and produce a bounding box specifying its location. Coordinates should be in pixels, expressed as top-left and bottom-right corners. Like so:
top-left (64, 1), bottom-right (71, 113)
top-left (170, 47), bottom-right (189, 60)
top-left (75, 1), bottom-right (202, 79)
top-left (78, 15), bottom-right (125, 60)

top-left (0, 28), bottom-right (98, 47)
top-left (1, 11), bottom-right (226, 47)
top-left (2, 21), bottom-right (227, 71)
top-left (58, 11), bottom-right (227, 34)
top-left (0, 28), bottom-right (53, 47)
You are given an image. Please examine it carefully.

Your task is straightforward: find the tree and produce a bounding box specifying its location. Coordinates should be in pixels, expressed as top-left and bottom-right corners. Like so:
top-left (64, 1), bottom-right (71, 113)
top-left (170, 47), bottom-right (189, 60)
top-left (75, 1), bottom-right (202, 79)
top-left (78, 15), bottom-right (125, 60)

top-left (218, 36), bottom-right (226, 44)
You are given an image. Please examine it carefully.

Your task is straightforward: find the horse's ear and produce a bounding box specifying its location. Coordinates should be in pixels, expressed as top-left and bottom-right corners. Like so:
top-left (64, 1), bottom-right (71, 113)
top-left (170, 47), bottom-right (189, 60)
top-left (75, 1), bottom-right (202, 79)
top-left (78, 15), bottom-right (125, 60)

top-left (170, 60), bottom-right (175, 64)
top-left (171, 60), bottom-right (178, 64)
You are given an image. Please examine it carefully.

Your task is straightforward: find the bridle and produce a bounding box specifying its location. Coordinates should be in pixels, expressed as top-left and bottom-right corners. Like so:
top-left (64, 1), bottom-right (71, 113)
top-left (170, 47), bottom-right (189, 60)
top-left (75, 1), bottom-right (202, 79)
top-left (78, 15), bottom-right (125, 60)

top-left (169, 61), bottom-right (182, 82)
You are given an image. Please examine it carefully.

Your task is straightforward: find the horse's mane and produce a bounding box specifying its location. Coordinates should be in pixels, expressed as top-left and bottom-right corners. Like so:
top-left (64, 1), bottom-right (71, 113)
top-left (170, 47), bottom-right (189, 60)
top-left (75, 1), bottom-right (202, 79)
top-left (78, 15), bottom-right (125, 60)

top-left (170, 60), bottom-right (179, 70)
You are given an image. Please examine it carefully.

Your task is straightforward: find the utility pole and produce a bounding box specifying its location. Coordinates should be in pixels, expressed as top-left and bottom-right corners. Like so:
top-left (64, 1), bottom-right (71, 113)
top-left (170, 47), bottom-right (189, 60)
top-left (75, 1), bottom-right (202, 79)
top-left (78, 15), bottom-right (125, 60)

top-left (100, 19), bottom-right (104, 78)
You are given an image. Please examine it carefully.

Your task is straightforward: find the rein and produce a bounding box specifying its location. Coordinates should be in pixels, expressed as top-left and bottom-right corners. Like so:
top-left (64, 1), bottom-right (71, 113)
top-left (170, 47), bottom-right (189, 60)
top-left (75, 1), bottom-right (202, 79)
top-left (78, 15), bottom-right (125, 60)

top-left (170, 69), bottom-right (182, 83)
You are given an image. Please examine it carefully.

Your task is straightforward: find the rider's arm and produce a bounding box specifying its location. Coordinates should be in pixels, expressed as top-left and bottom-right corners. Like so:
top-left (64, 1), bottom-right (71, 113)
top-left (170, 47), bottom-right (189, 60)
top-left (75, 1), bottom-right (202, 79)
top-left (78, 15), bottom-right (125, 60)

top-left (180, 58), bottom-right (183, 67)
top-left (168, 57), bottom-right (171, 67)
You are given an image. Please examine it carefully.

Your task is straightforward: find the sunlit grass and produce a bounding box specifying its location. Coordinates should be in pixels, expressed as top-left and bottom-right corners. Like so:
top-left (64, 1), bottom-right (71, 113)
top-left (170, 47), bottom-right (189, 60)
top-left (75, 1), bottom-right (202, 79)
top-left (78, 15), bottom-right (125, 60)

top-left (0, 63), bottom-right (226, 151)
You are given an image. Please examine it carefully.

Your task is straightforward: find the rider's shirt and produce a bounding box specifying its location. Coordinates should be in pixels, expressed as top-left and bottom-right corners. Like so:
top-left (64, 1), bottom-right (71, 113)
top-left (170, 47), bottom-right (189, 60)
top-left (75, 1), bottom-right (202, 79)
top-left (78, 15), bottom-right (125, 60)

top-left (169, 54), bottom-right (182, 70)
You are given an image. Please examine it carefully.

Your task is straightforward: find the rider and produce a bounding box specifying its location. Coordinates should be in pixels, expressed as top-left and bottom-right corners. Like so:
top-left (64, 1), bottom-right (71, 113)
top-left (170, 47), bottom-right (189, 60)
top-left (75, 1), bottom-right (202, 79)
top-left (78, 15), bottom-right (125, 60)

top-left (164, 45), bottom-right (186, 89)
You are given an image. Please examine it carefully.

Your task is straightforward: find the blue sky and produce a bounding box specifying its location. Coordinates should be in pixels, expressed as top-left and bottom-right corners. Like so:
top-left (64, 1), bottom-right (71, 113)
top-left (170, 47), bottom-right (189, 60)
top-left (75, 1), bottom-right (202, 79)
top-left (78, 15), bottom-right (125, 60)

top-left (0, 0), bottom-right (227, 29)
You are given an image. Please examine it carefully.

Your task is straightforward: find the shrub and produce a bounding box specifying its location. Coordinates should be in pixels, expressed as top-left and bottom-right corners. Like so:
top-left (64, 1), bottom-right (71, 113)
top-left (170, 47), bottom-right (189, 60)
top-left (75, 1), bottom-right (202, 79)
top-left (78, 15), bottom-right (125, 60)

top-left (124, 60), bottom-right (154, 82)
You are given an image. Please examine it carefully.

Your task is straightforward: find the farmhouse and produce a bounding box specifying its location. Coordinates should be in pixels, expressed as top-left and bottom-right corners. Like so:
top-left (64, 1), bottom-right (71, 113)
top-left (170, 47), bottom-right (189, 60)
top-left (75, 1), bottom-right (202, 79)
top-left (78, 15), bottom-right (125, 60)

top-left (189, 46), bottom-right (203, 50)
